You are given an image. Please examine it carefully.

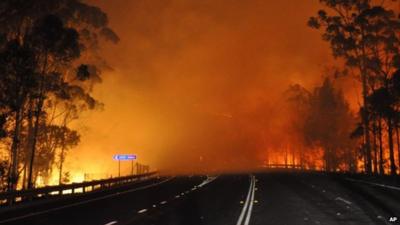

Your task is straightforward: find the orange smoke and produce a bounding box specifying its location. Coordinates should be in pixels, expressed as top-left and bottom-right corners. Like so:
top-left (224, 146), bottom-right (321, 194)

top-left (59, 0), bottom-right (361, 176)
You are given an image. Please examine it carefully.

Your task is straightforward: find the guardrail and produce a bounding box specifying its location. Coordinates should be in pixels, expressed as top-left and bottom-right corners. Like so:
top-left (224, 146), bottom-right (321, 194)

top-left (0, 171), bottom-right (157, 206)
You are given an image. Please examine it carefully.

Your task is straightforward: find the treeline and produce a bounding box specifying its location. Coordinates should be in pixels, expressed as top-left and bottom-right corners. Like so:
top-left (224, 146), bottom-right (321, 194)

top-left (0, 1), bottom-right (118, 191)
top-left (300, 0), bottom-right (400, 175)
top-left (285, 78), bottom-right (356, 172)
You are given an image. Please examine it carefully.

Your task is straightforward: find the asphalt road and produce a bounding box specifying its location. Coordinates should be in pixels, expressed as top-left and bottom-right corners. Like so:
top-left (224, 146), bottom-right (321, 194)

top-left (0, 171), bottom-right (399, 225)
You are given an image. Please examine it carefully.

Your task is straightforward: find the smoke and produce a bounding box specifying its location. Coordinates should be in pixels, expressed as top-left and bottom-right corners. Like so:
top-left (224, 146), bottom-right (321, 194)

top-left (66, 0), bottom-right (343, 175)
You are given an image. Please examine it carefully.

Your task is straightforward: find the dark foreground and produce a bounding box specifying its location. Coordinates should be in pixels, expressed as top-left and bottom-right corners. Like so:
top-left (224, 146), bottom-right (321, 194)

top-left (0, 171), bottom-right (399, 225)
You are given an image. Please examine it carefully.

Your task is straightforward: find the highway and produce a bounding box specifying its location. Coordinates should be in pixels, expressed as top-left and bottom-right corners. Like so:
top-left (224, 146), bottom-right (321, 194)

top-left (0, 172), bottom-right (399, 225)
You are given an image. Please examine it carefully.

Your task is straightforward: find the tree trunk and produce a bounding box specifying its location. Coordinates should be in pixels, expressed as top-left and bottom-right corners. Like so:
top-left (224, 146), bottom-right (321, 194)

top-left (299, 145), bottom-right (304, 170)
top-left (292, 148), bottom-right (295, 168)
top-left (9, 109), bottom-right (22, 191)
top-left (360, 29), bottom-right (372, 174)
top-left (59, 146), bottom-right (65, 185)
top-left (27, 98), bottom-right (44, 189)
top-left (372, 121), bottom-right (378, 174)
top-left (396, 125), bottom-right (400, 175)
top-left (349, 148), bottom-right (356, 173)
top-left (378, 117), bottom-right (384, 175)
top-left (284, 146), bottom-right (288, 168)
top-left (23, 100), bottom-right (34, 189)
top-left (387, 117), bottom-right (397, 175)
top-left (325, 148), bottom-right (330, 172)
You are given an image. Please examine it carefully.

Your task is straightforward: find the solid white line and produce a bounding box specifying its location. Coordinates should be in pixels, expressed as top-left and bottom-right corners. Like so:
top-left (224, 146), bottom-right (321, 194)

top-left (236, 175), bottom-right (254, 225)
top-left (345, 178), bottom-right (400, 191)
top-left (244, 176), bottom-right (256, 225)
top-left (104, 221), bottom-right (118, 225)
top-left (0, 177), bottom-right (174, 224)
top-left (137, 209), bottom-right (147, 214)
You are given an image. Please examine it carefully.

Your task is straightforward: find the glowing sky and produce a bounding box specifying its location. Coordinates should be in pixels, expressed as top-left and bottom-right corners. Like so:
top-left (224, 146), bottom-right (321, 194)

top-left (66, 0), bottom-right (356, 176)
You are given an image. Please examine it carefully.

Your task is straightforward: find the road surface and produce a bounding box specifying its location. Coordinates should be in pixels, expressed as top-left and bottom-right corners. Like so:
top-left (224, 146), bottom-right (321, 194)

top-left (0, 172), bottom-right (399, 225)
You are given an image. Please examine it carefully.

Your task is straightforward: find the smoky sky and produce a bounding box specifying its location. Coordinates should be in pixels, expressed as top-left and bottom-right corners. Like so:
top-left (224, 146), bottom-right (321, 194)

top-left (66, 0), bottom-right (346, 175)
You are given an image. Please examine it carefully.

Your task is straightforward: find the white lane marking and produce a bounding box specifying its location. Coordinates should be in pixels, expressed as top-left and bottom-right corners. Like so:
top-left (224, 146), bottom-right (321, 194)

top-left (236, 175), bottom-right (254, 225)
top-left (175, 195), bottom-right (180, 198)
top-left (104, 221), bottom-right (118, 225)
top-left (335, 197), bottom-right (352, 205)
top-left (0, 177), bottom-right (173, 224)
top-left (345, 178), bottom-right (400, 191)
top-left (244, 175), bottom-right (256, 225)
top-left (198, 176), bottom-right (217, 187)
top-left (160, 201), bottom-right (167, 205)
top-left (138, 209), bottom-right (147, 214)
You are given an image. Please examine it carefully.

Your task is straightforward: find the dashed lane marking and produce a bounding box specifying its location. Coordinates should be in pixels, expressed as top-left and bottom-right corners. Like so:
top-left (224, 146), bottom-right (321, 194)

top-left (335, 197), bottom-right (352, 205)
top-left (138, 209), bottom-right (147, 214)
top-left (198, 176), bottom-right (218, 187)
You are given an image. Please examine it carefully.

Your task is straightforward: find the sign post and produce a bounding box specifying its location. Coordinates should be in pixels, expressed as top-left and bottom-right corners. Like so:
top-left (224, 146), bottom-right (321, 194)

top-left (113, 154), bottom-right (137, 177)
top-left (131, 160), bottom-right (133, 175)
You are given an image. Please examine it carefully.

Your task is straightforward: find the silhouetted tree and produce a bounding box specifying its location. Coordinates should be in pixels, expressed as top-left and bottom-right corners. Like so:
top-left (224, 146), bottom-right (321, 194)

top-left (0, 0), bottom-right (118, 190)
top-left (286, 78), bottom-right (356, 171)
top-left (33, 124), bottom-right (79, 185)
top-left (285, 84), bottom-right (311, 168)
top-left (304, 78), bottom-right (356, 171)
top-left (0, 40), bottom-right (37, 190)
top-left (308, 0), bottom-right (400, 174)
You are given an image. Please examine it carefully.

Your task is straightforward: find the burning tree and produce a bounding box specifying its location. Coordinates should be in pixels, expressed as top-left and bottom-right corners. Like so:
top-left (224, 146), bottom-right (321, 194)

top-left (309, 0), bottom-right (400, 175)
top-left (0, 0), bottom-right (118, 190)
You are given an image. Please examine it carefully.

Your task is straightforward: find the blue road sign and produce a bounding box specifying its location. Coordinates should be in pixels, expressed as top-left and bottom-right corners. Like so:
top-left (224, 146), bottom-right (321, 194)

top-left (113, 154), bottom-right (137, 160)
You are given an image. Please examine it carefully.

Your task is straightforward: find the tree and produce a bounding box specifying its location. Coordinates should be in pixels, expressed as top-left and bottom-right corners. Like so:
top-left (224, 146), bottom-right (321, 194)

top-left (308, 0), bottom-right (400, 173)
top-left (33, 124), bottom-right (79, 185)
top-left (368, 87), bottom-right (397, 174)
top-left (285, 78), bottom-right (356, 171)
top-left (0, 40), bottom-right (37, 190)
top-left (304, 78), bottom-right (356, 171)
top-left (24, 14), bottom-right (81, 189)
top-left (0, 0), bottom-right (118, 190)
top-left (285, 84), bottom-right (311, 168)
